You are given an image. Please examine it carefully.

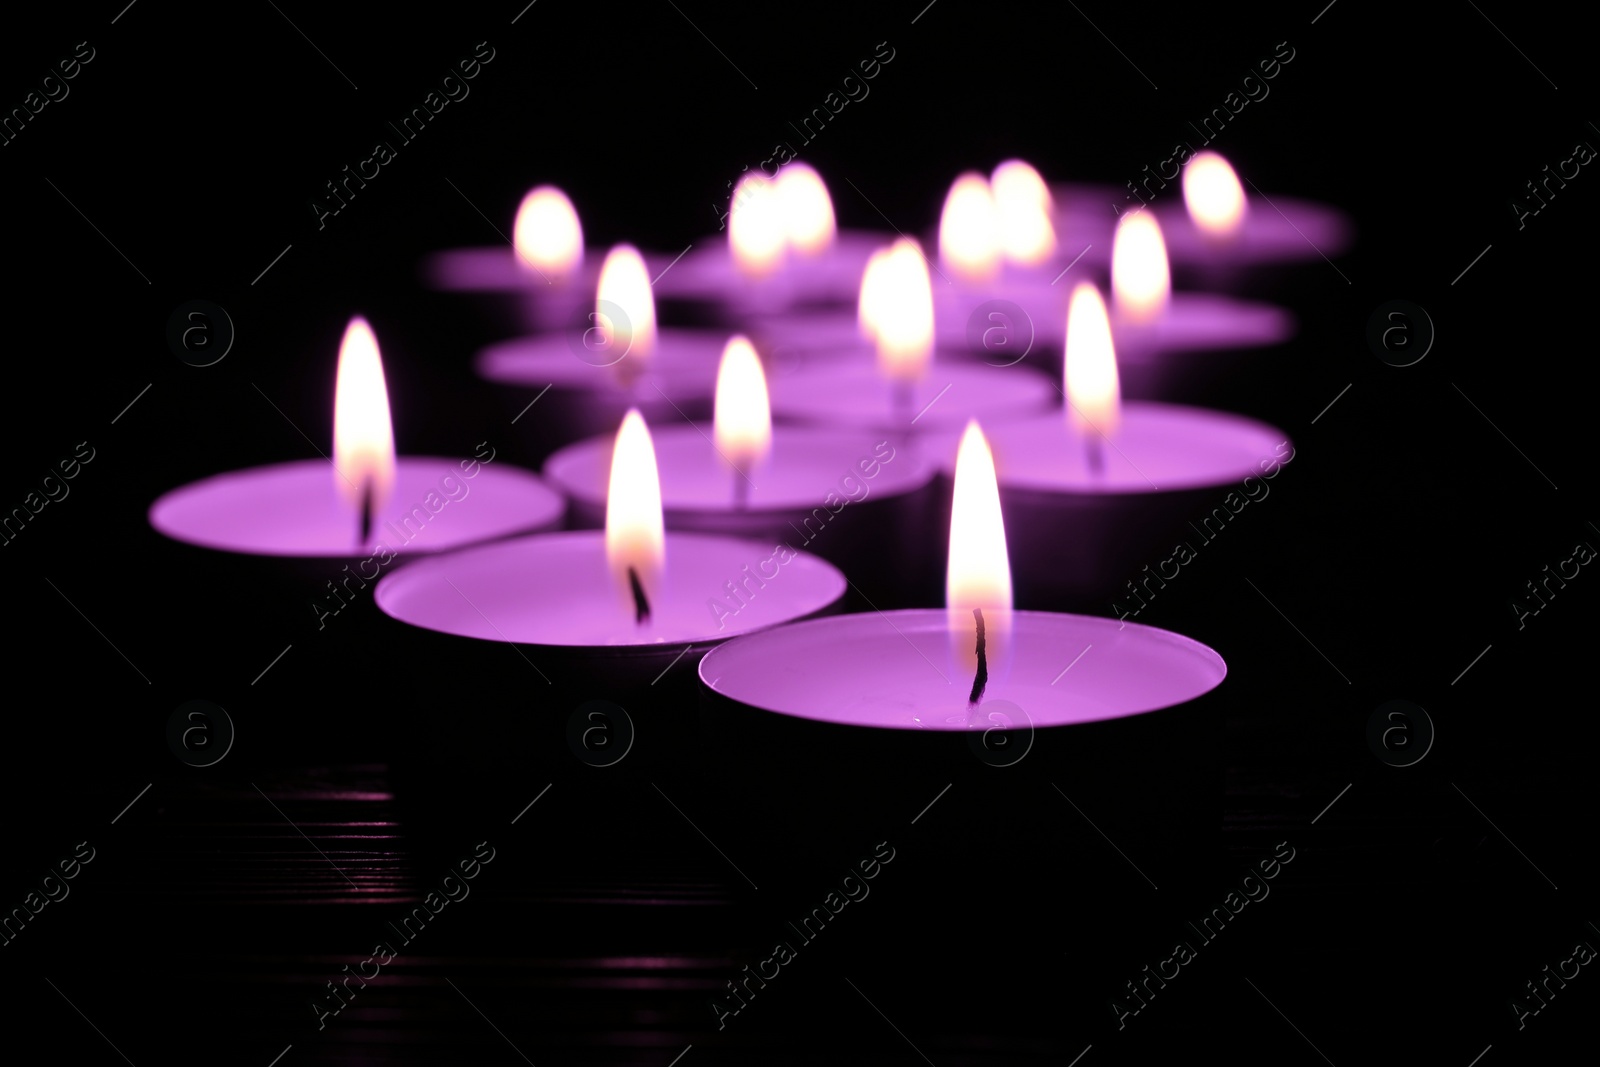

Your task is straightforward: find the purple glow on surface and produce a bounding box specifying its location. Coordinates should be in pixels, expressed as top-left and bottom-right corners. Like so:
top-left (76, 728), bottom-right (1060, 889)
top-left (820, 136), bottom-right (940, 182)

top-left (749, 292), bottom-right (1290, 360)
top-left (652, 230), bottom-right (889, 306)
top-left (476, 328), bottom-right (729, 398)
top-left (1048, 184), bottom-right (1352, 265)
top-left (375, 531), bottom-right (845, 647)
top-left (930, 271), bottom-right (1072, 336)
top-left (699, 609), bottom-right (1225, 728)
top-left (1153, 195), bottom-right (1352, 262)
top-left (543, 425), bottom-right (932, 514)
top-left (1112, 292), bottom-right (1294, 358)
top-left (920, 402), bottom-right (1289, 494)
top-left (768, 363), bottom-right (1056, 433)
top-left (149, 458), bottom-right (565, 558)
top-left (422, 247), bottom-right (667, 292)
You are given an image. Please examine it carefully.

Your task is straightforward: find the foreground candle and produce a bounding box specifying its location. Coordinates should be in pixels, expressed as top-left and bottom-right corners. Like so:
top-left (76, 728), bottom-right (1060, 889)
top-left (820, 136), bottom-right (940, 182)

top-left (376, 409), bottom-right (845, 661)
top-left (150, 317), bottom-right (564, 557)
top-left (700, 609), bottom-right (1224, 728)
top-left (698, 421), bottom-right (1224, 727)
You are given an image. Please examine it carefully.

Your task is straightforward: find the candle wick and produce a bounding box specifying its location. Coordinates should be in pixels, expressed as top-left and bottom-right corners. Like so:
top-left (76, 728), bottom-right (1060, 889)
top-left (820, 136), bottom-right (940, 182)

top-left (628, 565), bottom-right (652, 624)
top-left (968, 607), bottom-right (988, 707)
top-left (732, 465), bottom-right (750, 510)
top-left (358, 476), bottom-right (374, 547)
top-left (892, 380), bottom-right (914, 426)
top-left (1085, 434), bottom-right (1105, 478)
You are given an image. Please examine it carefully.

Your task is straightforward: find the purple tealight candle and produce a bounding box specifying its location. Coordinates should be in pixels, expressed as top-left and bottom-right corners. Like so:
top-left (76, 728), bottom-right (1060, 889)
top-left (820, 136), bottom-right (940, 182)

top-left (652, 165), bottom-right (889, 313)
top-left (475, 244), bottom-right (729, 450)
top-left (923, 167), bottom-right (1084, 355)
top-left (149, 316), bottom-right (564, 559)
top-left (919, 283), bottom-right (1293, 607)
top-left (375, 408), bottom-right (846, 688)
top-left (421, 185), bottom-right (673, 333)
top-left (543, 336), bottom-right (939, 601)
top-left (1164, 151), bottom-right (1354, 262)
top-left (694, 420), bottom-right (1226, 889)
top-left (1052, 154), bottom-right (1352, 271)
top-left (763, 238), bottom-right (1057, 433)
top-left (1106, 210), bottom-right (1294, 396)
top-left (698, 420), bottom-right (1226, 728)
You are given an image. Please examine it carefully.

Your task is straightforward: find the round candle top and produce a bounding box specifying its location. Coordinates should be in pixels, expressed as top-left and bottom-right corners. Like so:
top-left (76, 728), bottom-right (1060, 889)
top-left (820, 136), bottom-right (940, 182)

top-left (919, 402), bottom-right (1289, 494)
top-left (1154, 195), bottom-right (1351, 261)
top-left (149, 457), bottom-right (565, 558)
top-left (544, 425), bottom-right (933, 513)
top-left (856, 292), bottom-right (1286, 360)
top-left (699, 609), bottom-right (1225, 728)
top-left (421, 247), bottom-right (673, 292)
top-left (925, 273), bottom-right (1085, 364)
top-left (747, 311), bottom-right (868, 357)
top-left (476, 328), bottom-right (730, 396)
top-left (1046, 182), bottom-right (1351, 264)
top-left (768, 362), bottom-right (1057, 433)
top-left (375, 530), bottom-right (846, 647)
top-left (746, 314), bottom-right (1011, 375)
top-left (746, 302), bottom-right (1062, 368)
top-left (1111, 292), bottom-right (1294, 356)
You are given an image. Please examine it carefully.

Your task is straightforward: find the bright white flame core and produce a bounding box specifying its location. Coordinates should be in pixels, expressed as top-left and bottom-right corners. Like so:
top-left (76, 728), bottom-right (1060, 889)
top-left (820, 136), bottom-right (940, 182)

top-left (1111, 211), bottom-right (1171, 321)
top-left (513, 186), bottom-right (583, 281)
top-left (776, 163), bottom-right (836, 256)
top-left (1064, 283), bottom-right (1121, 438)
top-left (605, 408), bottom-right (665, 609)
top-left (872, 238), bottom-right (935, 382)
top-left (729, 174), bottom-right (787, 278)
top-left (332, 315), bottom-right (396, 515)
top-left (713, 335), bottom-right (772, 474)
top-left (595, 244), bottom-right (658, 363)
top-left (1183, 152), bottom-right (1248, 238)
top-left (939, 172), bottom-right (1001, 284)
top-left (991, 160), bottom-right (1056, 266)
top-left (947, 419), bottom-right (1013, 673)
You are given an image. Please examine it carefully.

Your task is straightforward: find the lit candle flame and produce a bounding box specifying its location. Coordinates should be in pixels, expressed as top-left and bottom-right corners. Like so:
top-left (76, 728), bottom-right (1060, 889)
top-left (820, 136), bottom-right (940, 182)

top-left (713, 335), bottom-right (772, 476)
top-left (595, 244), bottom-right (657, 372)
top-left (939, 172), bottom-right (1001, 284)
top-left (729, 173), bottom-right (787, 278)
top-left (512, 185), bottom-right (583, 282)
top-left (873, 238), bottom-right (935, 383)
top-left (1064, 283), bottom-right (1121, 438)
top-left (332, 315), bottom-right (396, 516)
top-left (605, 408), bottom-right (665, 615)
top-left (1111, 211), bottom-right (1171, 322)
top-left (991, 160), bottom-right (1056, 266)
top-left (857, 245), bottom-right (892, 341)
top-left (947, 419), bottom-right (1012, 676)
top-left (776, 163), bottom-right (836, 256)
top-left (1182, 151), bottom-right (1248, 239)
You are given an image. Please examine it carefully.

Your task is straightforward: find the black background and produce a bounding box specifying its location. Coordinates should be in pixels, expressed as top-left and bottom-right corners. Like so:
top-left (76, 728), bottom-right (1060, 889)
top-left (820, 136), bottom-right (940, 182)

top-left (1, 2), bottom-right (1596, 1064)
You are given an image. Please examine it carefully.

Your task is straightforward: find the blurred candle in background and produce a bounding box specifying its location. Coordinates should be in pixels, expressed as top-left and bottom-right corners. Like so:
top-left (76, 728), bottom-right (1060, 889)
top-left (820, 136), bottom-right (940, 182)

top-left (939, 172), bottom-right (1002, 285)
top-left (513, 185), bottom-right (585, 284)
